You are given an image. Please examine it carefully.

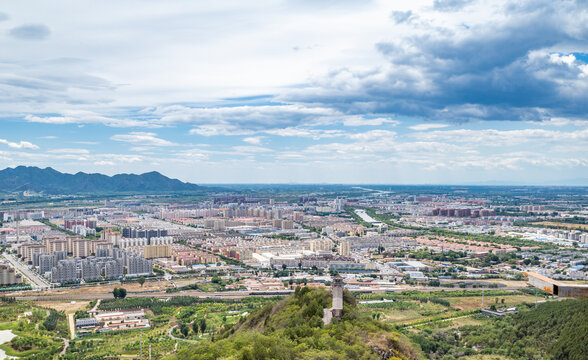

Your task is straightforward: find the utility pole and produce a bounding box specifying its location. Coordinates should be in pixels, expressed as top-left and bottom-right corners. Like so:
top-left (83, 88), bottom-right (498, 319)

top-left (482, 288), bottom-right (484, 307)
top-left (140, 330), bottom-right (143, 359)
top-left (535, 288), bottom-right (538, 309)
top-left (149, 344), bottom-right (151, 360)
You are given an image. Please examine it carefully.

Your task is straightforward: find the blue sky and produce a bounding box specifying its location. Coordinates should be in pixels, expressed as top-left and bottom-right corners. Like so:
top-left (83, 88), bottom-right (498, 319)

top-left (0, 0), bottom-right (587, 184)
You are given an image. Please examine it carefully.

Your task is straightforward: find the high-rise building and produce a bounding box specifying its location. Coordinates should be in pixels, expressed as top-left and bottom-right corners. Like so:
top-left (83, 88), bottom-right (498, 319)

top-left (119, 237), bottom-right (148, 248)
top-left (64, 218), bottom-right (96, 230)
top-left (309, 239), bottom-right (334, 252)
top-left (104, 260), bottom-right (124, 279)
top-left (272, 219), bottom-right (283, 228)
top-left (39, 254), bottom-right (55, 275)
top-left (339, 240), bottom-right (350, 257)
top-left (282, 220), bottom-right (294, 230)
top-left (72, 239), bottom-right (92, 258)
top-left (18, 243), bottom-right (46, 264)
top-left (65, 236), bottom-right (83, 254)
top-left (100, 229), bottom-right (122, 246)
top-left (44, 237), bottom-right (68, 254)
top-left (91, 240), bottom-right (112, 254)
top-left (81, 258), bottom-right (101, 281)
top-left (124, 253), bottom-right (152, 276)
top-left (213, 220), bottom-right (225, 231)
top-left (144, 245), bottom-right (172, 259)
top-left (122, 228), bottom-right (168, 240)
top-left (51, 259), bottom-right (78, 283)
top-left (50, 249), bottom-right (144, 284)
top-left (149, 236), bottom-right (173, 246)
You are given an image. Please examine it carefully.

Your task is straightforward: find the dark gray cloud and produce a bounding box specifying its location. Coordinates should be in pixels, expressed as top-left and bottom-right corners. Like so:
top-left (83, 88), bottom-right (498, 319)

top-left (285, 0), bottom-right (588, 122)
top-left (9, 24), bottom-right (51, 40)
top-left (0, 12), bottom-right (9, 21)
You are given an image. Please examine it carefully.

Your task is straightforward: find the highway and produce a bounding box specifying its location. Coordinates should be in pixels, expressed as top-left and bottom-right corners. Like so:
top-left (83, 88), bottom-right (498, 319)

top-left (2, 253), bottom-right (50, 290)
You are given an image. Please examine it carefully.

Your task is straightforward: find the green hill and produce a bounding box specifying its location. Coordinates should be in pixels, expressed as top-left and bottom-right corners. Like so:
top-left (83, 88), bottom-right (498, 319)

top-left (410, 298), bottom-right (588, 359)
top-left (173, 287), bottom-right (422, 360)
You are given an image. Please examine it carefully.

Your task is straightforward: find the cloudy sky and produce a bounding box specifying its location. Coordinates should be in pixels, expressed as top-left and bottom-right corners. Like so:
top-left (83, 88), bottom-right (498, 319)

top-left (1, 0), bottom-right (587, 184)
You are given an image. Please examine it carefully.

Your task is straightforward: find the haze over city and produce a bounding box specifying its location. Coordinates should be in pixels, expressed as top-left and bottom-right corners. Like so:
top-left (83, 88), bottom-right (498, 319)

top-left (1, 0), bottom-right (587, 184)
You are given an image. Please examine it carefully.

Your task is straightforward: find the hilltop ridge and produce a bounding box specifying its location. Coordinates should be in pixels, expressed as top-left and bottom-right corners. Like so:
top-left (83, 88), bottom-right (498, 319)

top-left (174, 287), bottom-right (422, 360)
top-left (0, 166), bottom-right (202, 194)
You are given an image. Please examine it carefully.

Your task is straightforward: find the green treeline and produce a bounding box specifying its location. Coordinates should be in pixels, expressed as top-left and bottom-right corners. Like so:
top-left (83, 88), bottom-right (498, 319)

top-left (98, 296), bottom-right (281, 315)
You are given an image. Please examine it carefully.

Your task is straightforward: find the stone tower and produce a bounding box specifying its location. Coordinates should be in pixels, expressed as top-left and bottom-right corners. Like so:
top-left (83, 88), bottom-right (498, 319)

top-left (331, 274), bottom-right (344, 319)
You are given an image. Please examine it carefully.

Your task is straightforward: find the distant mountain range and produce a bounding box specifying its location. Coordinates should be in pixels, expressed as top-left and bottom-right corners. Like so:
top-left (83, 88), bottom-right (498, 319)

top-left (0, 166), bottom-right (202, 194)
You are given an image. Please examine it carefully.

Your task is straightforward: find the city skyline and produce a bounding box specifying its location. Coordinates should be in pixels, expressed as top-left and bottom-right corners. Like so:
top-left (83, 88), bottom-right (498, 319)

top-left (1, 0), bottom-right (588, 184)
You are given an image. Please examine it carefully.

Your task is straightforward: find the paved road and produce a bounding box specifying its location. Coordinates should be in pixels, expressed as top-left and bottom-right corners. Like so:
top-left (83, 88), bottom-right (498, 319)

top-left (15, 290), bottom-right (257, 301)
top-left (2, 253), bottom-right (50, 290)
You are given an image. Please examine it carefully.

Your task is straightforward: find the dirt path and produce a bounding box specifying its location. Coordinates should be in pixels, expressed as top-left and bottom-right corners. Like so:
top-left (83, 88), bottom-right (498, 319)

top-left (60, 337), bottom-right (69, 356)
top-left (68, 313), bottom-right (75, 340)
top-left (90, 299), bottom-right (101, 313)
top-left (404, 313), bottom-right (475, 329)
top-left (167, 326), bottom-right (199, 343)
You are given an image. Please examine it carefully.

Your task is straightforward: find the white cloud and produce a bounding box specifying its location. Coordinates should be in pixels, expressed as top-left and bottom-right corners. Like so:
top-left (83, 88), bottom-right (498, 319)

top-left (411, 128), bottom-right (588, 147)
top-left (130, 146), bottom-right (154, 152)
top-left (47, 148), bottom-right (90, 154)
top-left (408, 123), bottom-right (449, 131)
top-left (110, 132), bottom-right (176, 146)
top-left (549, 53), bottom-right (576, 66)
top-left (343, 117), bottom-right (400, 127)
top-left (94, 160), bottom-right (115, 166)
top-left (0, 139), bottom-right (39, 149)
top-left (264, 127), bottom-right (345, 140)
top-left (348, 129), bottom-right (396, 141)
top-left (189, 124), bottom-right (254, 137)
top-left (74, 141), bottom-right (100, 145)
top-left (25, 110), bottom-right (156, 128)
top-left (536, 117), bottom-right (588, 127)
top-left (175, 149), bottom-right (209, 161)
top-left (243, 136), bottom-right (264, 145)
top-left (232, 146), bottom-right (273, 153)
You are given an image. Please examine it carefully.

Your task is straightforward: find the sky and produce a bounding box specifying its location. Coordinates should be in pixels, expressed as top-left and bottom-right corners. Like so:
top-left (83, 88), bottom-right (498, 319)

top-left (0, 0), bottom-right (588, 185)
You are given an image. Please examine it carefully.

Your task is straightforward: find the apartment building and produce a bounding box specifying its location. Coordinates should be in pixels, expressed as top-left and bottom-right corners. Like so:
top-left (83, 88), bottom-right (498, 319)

top-left (72, 239), bottom-right (92, 258)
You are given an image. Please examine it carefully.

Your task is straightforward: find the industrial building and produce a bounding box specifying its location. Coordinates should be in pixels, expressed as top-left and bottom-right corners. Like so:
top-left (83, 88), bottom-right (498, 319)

top-left (525, 272), bottom-right (588, 298)
top-left (0, 264), bottom-right (23, 286)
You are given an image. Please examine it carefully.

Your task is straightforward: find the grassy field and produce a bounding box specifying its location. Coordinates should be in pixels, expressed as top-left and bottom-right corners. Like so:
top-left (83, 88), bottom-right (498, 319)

top-left (449, 294), bottom-right (537, 310)
top-left (358, 291), bottom-right (542, 326)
